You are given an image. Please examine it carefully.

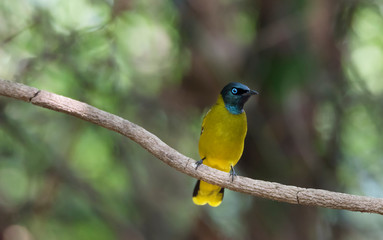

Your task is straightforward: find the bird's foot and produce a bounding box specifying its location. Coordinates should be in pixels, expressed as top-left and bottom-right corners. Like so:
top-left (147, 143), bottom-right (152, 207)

top-left (195, 157), bottom-right (206, 170)
top-left (229, 166), bottom-right (237, 182)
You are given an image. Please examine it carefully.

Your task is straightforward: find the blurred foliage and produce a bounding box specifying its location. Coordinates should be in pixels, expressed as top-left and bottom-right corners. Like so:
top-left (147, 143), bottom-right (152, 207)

top-left (1, 0), bottom-right (383, 239)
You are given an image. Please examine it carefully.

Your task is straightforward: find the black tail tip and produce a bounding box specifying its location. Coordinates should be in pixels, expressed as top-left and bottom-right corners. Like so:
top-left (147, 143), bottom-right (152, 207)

top-left (193, 180), bottom-right (200, 197)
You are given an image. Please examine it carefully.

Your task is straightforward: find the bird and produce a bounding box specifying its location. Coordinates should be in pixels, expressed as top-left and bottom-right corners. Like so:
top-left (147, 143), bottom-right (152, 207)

top-left (193, 82), bottom-right (258, 207)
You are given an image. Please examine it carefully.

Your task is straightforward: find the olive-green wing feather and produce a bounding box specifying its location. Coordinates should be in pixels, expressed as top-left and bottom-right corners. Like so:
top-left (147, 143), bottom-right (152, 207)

top-left (200, 109), bottom-right (210, 135)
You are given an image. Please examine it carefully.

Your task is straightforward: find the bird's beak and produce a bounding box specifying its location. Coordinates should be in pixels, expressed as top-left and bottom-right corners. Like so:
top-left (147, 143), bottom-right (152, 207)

top-left (244, 90), bottom-right (259, 96)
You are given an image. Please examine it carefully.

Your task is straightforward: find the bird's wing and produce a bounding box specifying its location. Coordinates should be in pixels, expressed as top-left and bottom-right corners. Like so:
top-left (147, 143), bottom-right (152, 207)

top-left (200, 109), bottom-right (211, 135)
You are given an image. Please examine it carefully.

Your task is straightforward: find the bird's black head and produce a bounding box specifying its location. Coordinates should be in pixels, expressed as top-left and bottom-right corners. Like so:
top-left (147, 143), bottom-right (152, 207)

top-left (220, 82), bottom-right (258, 114)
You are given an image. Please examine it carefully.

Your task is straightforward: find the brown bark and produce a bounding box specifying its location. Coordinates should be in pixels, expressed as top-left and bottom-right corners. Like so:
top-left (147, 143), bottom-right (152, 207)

top-left (1, 79), bottom-right (383, 215)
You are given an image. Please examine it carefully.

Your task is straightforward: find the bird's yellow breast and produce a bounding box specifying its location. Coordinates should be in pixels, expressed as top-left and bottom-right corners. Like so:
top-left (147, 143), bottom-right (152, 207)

top-left (198, 95), bottom-right (247, 172)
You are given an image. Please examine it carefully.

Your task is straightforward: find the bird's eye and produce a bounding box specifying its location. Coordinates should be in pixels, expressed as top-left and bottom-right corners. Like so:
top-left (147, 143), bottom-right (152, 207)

top-left (231, 88), bottom-right (238, 95)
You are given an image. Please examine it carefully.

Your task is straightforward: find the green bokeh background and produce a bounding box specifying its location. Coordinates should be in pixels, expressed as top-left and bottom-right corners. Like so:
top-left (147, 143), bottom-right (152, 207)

top-left (1, 0), bottom-right (383, 239)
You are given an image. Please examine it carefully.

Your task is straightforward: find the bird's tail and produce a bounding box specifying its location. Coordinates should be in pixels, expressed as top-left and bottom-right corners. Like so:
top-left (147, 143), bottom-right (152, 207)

top-left (192, 180), bottom-right (224, 207)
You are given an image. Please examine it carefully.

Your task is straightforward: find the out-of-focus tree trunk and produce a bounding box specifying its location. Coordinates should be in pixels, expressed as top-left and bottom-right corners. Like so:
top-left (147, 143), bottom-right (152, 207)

top-left (242, 0), bottom-right (357, 239)
top-left (175, 0), bottom-right (359, 238)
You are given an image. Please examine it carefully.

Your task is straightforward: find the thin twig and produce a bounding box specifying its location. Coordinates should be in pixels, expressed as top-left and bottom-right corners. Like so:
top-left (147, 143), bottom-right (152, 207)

top-left (1, 79), bottom-right (383, 214)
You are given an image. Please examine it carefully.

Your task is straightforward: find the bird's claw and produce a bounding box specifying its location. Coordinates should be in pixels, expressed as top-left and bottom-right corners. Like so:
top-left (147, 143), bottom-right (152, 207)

top-left (195, 157), bottom-right (206, 170)
top-left (229, 166), bottom-right (237, 182)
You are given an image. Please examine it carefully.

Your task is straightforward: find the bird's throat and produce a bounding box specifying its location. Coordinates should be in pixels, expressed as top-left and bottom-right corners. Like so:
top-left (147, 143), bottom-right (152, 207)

top-left (225, 105), bottom-right (244, 115)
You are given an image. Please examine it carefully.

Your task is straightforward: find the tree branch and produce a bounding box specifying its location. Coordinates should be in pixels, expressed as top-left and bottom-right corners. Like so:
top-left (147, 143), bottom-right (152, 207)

top-left (1, 79), bottom-right (382, 214)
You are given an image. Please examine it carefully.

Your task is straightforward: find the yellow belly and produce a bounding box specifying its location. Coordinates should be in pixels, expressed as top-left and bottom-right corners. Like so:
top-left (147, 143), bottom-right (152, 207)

top-left (198, 96), bottom-right (247, 172)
